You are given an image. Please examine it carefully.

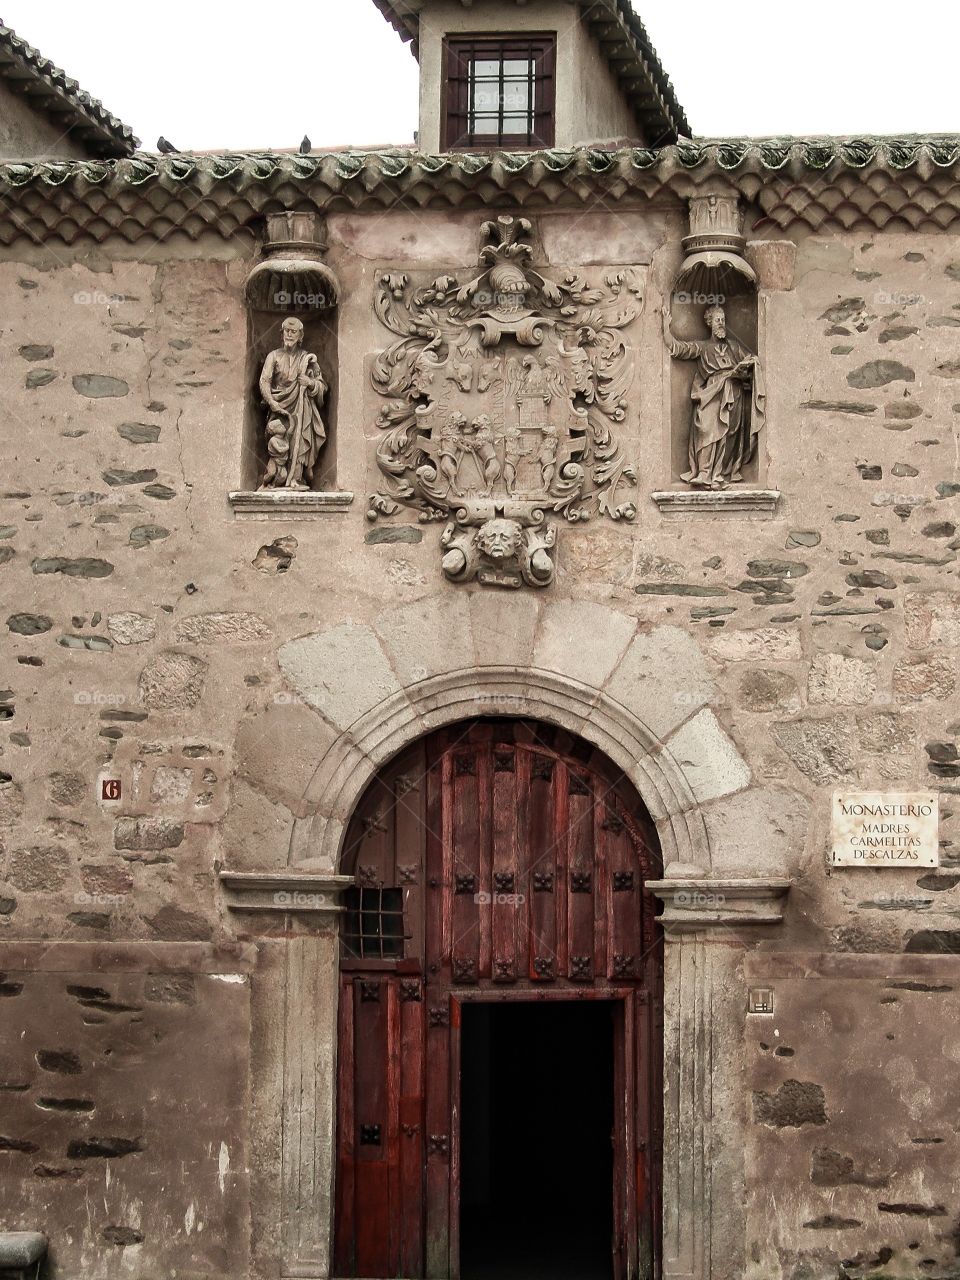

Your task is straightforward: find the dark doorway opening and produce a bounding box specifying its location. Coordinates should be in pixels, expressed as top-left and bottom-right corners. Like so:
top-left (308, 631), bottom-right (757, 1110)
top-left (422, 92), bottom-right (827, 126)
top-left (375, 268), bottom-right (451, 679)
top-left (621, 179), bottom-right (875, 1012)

top-left (460, 1000), bottom-right (615, 1280)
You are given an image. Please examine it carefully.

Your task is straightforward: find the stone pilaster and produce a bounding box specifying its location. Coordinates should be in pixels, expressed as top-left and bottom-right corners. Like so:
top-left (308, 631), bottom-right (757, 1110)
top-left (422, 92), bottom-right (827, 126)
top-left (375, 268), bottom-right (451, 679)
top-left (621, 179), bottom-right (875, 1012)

top-left (280, 928), bottom-right (339, 1279)
top-left (219, 869), bottom-right (352, 1279)
top-left (661, 933), bottom-right (712, 1280)
top-left (655, 870), bottom-right (791, 1280)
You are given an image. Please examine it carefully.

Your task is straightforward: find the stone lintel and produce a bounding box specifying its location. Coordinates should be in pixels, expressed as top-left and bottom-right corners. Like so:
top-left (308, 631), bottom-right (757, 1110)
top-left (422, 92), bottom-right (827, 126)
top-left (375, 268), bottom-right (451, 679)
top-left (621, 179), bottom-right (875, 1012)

top-left (228, 491), bottom-right (355, 518)
top-left (219, 868), bottom-right (354, 914)
top-left (651, 489), bottom-right (781, 517)
top-left (648, 875), bottom-right (791, 931)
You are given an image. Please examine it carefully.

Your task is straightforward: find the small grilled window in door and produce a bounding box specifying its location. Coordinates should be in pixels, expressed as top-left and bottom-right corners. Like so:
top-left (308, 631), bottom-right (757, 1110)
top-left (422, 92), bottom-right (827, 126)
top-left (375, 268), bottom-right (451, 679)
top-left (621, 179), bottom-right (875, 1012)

top-left (342, 886), bottom-right (407, 959)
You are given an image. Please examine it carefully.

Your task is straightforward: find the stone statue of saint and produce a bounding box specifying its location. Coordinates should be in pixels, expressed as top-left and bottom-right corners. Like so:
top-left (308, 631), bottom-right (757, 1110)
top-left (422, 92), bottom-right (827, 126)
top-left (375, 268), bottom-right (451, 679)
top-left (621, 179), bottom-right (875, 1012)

top-left (663, 303), bottom-right (765, 489)
top-left (258, 317), bottom-right (327, 490)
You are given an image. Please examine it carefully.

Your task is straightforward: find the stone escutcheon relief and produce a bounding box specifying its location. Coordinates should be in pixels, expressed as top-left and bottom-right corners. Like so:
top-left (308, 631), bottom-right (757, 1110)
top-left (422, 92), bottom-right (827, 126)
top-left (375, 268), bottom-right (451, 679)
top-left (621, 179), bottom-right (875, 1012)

top-left (367, 216), bottom-right (641, 587)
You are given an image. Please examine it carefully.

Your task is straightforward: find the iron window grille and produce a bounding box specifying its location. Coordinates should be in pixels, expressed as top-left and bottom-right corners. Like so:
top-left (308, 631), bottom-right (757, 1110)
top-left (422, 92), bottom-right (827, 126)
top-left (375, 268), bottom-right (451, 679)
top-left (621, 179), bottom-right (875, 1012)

top-left (443, 34), bottom-right (557, 150)
top-left (342, 886), bottom-right (407, 960)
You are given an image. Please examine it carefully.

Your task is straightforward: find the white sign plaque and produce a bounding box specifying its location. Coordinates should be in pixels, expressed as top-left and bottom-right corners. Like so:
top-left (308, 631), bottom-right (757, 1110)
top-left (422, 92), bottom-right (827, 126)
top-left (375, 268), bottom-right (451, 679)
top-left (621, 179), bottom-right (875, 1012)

top-left (832, 791), bottom-right (939, 867)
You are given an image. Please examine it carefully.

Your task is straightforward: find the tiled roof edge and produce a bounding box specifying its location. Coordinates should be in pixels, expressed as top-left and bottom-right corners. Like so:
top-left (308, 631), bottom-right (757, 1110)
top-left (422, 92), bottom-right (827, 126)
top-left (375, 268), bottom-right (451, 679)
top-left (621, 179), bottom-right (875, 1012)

top-left (0, 22), bottom-right (138, 157)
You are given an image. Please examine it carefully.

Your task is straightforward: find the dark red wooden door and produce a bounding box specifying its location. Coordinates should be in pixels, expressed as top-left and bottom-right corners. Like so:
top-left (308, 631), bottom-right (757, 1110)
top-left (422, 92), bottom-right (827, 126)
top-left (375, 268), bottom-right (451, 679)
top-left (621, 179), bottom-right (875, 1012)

top-left (334, 719), bottom-right (663, 1279)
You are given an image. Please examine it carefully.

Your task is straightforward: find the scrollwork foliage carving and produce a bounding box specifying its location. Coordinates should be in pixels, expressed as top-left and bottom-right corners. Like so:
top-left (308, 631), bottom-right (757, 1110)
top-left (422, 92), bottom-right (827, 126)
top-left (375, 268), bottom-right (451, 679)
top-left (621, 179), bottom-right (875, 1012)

top-left (369, 217), bottom-right (642, 548)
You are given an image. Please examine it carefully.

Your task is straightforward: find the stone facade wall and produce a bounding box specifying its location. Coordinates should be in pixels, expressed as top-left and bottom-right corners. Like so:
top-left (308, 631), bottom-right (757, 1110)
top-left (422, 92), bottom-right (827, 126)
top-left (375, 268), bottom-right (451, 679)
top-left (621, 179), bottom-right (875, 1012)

top-left (1, 202), bottom-right (959, 1279)
top-left (0, 943), bottom-right (254, 1279)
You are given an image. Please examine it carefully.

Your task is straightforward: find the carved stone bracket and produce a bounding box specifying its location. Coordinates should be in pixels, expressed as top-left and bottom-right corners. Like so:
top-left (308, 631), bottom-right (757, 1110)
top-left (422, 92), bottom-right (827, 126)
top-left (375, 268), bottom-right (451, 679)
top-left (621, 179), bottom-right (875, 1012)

top-left (441, 498), bottom-right (556, 589)
top-left (219, 869), bottom-right (354, 916)
top-left (651, 489), bottom-right (780, 517)
top-left (244, 211), bottom-right (340, 314)
top-left (647, 864), bottom-right (791, 933)
top-left (676, 193), bottom-right (756, 298)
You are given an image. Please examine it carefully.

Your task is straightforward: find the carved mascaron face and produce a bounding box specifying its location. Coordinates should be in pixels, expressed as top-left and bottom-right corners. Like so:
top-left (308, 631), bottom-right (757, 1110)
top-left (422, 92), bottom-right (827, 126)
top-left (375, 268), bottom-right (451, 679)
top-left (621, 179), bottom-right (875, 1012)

top-left (477, 518), bottom-right (522, 562)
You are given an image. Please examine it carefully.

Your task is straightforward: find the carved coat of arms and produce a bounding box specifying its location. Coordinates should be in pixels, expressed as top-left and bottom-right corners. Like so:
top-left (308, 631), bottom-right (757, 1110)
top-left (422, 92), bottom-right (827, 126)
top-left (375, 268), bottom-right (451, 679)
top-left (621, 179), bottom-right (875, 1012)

top-left (368, 217), bottom-right (642, 588)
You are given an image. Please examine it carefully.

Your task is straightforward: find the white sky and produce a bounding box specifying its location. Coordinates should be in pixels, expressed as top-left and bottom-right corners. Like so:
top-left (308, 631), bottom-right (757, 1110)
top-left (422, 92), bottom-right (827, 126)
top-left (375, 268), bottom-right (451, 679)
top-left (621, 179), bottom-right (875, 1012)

top-left (3, 0), bottom-right (957, 152)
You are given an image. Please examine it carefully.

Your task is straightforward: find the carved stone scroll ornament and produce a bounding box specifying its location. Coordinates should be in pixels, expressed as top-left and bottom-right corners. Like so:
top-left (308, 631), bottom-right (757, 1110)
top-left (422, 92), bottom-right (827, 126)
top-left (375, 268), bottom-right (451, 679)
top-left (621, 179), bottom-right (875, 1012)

top-left (257, 317), bottom-right (328, 491)
top-left (367, 216), bottom-right (641, 587)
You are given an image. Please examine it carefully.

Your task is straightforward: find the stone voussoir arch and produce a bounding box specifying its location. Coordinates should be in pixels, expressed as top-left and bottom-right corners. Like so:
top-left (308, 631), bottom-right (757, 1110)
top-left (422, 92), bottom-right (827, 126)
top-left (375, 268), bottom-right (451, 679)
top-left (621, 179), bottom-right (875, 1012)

top-left (288, 662), bottom-right (716, 875)
top-left (236, 600), bottom-right (779, 1280)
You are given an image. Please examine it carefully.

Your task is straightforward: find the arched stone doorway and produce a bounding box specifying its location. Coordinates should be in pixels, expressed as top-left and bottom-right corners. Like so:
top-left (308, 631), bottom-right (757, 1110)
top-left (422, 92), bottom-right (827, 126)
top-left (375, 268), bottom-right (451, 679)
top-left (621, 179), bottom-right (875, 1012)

top-left (220, 606), bottom-right (791, 1280)
top-left (332, 717), bottom-right (663, 1280)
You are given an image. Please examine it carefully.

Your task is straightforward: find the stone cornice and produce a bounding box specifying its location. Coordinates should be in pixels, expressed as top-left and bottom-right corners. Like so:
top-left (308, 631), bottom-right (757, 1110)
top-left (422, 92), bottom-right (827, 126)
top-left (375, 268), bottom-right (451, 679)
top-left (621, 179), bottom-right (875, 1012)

top-left (647, 875), bottom-right (791, 932)
top-left (1, 137), bottom-right (958, 246)
top-left (219, 869), bottom-right (354, 915)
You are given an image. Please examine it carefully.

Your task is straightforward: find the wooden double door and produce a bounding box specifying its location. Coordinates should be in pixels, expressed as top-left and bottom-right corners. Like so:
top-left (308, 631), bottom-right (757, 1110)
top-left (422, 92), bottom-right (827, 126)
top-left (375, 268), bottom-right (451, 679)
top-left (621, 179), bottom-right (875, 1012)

top-left (334, 719), bottom-right (663, 1280)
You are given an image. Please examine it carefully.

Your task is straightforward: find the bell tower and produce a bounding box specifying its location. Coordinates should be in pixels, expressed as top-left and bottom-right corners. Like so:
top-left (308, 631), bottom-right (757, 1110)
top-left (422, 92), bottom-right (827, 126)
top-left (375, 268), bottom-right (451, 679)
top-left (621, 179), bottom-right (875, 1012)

top-left (372, 0), bottom-right (688, 152)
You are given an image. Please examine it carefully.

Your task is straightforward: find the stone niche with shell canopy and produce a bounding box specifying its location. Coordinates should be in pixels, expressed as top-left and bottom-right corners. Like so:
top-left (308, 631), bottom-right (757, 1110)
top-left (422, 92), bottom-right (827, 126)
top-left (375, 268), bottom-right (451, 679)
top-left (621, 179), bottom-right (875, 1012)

top-left (231, 210), bottom-right (352, 515)
top-left (659, 193), bottom-right (775, 513)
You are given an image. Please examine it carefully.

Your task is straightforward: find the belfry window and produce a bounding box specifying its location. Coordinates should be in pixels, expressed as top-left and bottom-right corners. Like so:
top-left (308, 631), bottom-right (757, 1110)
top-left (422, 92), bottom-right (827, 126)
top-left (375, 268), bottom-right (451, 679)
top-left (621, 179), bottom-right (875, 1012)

top-left (443, 34), bottom-right (556, 149)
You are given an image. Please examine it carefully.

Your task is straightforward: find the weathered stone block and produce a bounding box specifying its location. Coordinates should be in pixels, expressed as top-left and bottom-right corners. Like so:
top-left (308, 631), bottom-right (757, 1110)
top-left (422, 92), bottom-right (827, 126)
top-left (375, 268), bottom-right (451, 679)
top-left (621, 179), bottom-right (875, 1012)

top-left (745, 239), bottom-right (796, 290)
top-left (114, 817), bottom-right (185, 851)
top-left (107, 612), bottom-right (156, 645)
top-left (377, 595), bottom-right (473, 686)
top-left (47, 772), bottom-right (85, 807)
top-left (103, 467), bottom-right (157, 486)
top-left (753, 1080), bottom-right (827, 1127)
top-left (709, 627), bottom-right (803, 663)
top-left (904, 592), bottom-right (960, 648)
top-left (808, 652), bottom-right (877, 705)
top-left (222, 778), bottom-right (295, 870)
top-left (7, 613), bottom-right (52, 635)
top-left (662, 709), bottom-right (751, 804)
top-left (142, 903), bottom-right (211, 940)
top-left (847, 360), bottom-right (915, 388)
top-left (149, 767), bottom-right (194, 805)
top-left (176, 613), bottom-right (272, 644)
top-left (279, 624), bottom-right (401, 730)
top-left (533, 601), bottom-right (636, 689)
top-left (469, 593), bottom-right (540, 668)
top-left (737, 668), bottom-right (801, 714)
top-left (0, 781), bottom-right (24, 828)
top-left (605, 625), bottom-right (716, 739)
top-left (72, 374), bottom-right (129, 397)
top-left (772, 716), bottom-right (856, 783)
top-left (80, 865), bottom-right (134, 896)
top-left (139, 653), bottom-right (207, 711)
top-left (117, 421), bottom-right (161, 444)
top-left (701, 786), bottom-right (809, 875)
top-left (234, 700), bottom-right (339, 816)
top-left (856, 710), bottom-right (916, 753)
top-left (8, 846), bottom-right (71, 892)
top-left (893, 655), bottom-right (956, 702)
top-left (32, 556), bottom-right (114, 578)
